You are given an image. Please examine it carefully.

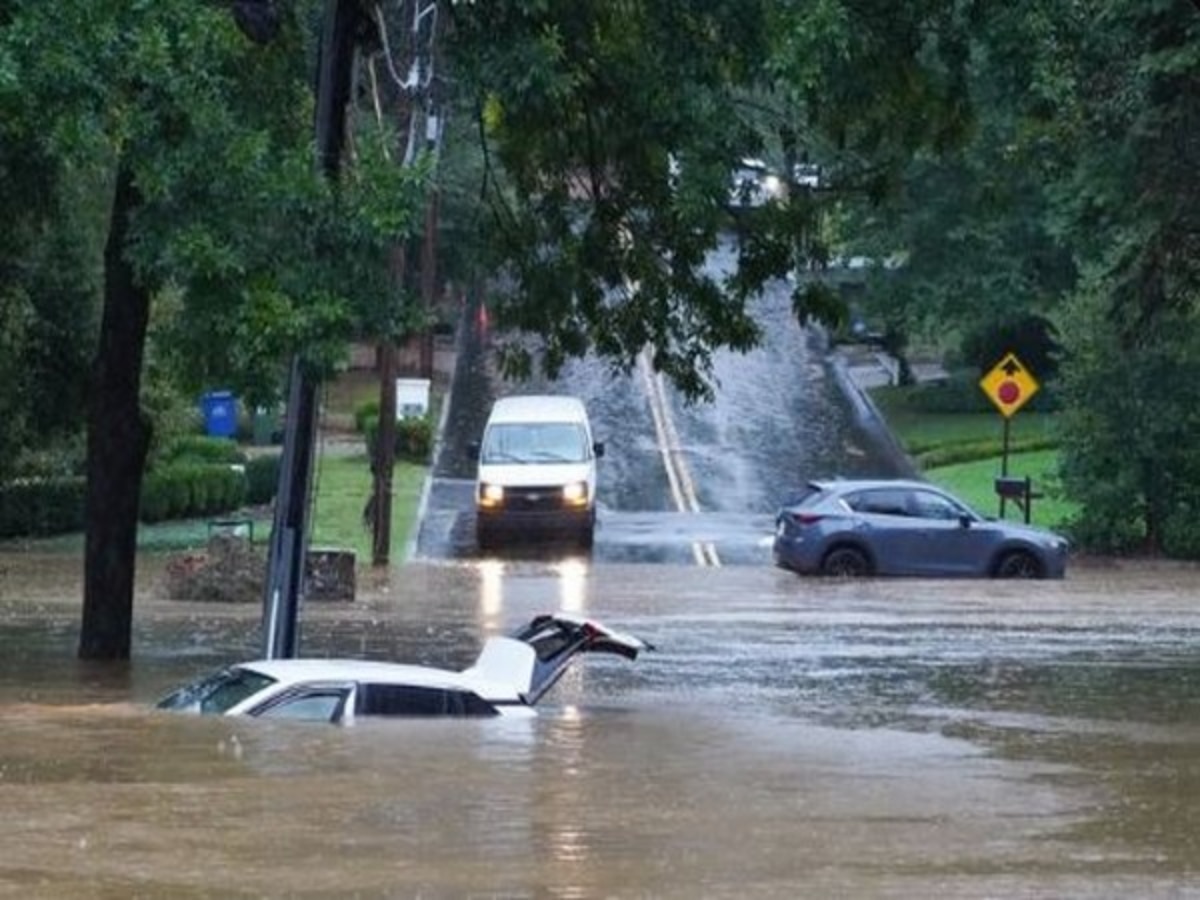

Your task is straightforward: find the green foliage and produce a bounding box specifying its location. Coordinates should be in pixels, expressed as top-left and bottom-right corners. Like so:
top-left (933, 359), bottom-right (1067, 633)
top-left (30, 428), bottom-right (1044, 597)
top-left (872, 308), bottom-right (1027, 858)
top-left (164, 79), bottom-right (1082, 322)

top-left (140, 464), bottom-right (247, 523)
top-left (925, 450), bottom-right (1074, 532)
top-left (363, 415), bottom-right (434, 464)
top-left (396, 417), bottom-right (434, 463)
top-left (0, 478), bottom-right (87, 538)
top-left (1056, 285), bottom-right (1200, 556)
top-left (139, 469), bottom-right (193, 524)
top-left (958, 315), bottom-right (1061, 380)
top-left (245, 454), bottom-right (281, 506)
top-left (354, 399), bottom-right (380, 434)
top-left (309, 451), bottom-right (425, 562)
top-left (158, 435), bottom-right (247, 467)
top-left (915, 437), bottom-right (1059, 470)
top-left (446, 1), bottom-right (979, 400)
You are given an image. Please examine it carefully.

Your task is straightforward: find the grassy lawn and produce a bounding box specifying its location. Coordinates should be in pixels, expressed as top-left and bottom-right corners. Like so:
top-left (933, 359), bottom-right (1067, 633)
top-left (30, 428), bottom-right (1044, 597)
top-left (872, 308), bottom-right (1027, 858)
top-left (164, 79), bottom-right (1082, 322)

top-left (924, 450), bottom-right (1075, 530)
top-left (870, 386), bottom-right (1059, 454)
top-left (867, 383), bottom-right (1075, 530)
top-left (309, 450), bottom-right (425, 562)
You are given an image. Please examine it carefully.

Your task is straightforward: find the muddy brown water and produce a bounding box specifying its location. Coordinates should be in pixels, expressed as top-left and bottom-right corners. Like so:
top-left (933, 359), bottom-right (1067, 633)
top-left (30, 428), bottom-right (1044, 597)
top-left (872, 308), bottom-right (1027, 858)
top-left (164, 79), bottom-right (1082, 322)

top-left (3, 551), bottom-right (1200, 898)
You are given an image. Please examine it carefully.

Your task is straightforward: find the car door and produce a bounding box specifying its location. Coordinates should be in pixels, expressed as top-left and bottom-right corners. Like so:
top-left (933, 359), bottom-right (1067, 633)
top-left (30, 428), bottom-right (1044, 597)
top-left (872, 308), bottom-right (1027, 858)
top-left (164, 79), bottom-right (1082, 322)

top-left (843, 488), bottom-right (926, 575)
top-left (904, 488), bottom-right (993, 575)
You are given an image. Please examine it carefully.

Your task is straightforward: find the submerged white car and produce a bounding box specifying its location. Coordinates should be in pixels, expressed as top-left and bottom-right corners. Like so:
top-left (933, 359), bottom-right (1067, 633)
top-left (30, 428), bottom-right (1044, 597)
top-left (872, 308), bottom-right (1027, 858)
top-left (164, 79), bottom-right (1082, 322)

top-left (156, 615), bottom-right (651, 723)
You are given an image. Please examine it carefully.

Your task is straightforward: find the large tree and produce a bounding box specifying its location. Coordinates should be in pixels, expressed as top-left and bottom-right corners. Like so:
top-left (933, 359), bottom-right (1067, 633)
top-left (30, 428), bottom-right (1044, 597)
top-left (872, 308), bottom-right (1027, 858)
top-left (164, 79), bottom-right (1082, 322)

top-left (1, 1), bottom-right (424, 657)
top-left (443, 0), bottom-right (978, 400)
top-left (1054, 0), bottom-right (1200, 553)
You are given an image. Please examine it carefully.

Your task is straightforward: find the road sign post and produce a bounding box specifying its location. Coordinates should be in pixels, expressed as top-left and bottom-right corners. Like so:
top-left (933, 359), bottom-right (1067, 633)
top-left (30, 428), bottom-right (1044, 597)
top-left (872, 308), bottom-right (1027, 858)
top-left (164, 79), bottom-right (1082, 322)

top-left (979, 352), bottom-right (1040, 519)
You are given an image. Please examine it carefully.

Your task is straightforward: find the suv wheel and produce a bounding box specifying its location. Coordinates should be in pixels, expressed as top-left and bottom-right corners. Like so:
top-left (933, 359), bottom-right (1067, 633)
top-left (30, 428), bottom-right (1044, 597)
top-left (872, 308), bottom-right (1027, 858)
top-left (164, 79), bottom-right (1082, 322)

top-left (821, 546), bottom-right (871, 577)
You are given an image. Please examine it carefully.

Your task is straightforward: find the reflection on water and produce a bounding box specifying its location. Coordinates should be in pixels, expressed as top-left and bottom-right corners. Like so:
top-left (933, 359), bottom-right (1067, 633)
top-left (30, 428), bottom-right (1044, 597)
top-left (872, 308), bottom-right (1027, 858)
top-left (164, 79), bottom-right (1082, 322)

top-left (4, 554), bottom-right (1200, 896)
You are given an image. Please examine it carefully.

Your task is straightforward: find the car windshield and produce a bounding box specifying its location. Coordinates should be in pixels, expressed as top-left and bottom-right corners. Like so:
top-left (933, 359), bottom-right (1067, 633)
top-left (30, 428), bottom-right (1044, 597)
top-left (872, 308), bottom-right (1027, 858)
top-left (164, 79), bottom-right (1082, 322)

top-left (482, 422), bottom-right (588, 464)
top-left (156, 667), bottom-right (275, 715)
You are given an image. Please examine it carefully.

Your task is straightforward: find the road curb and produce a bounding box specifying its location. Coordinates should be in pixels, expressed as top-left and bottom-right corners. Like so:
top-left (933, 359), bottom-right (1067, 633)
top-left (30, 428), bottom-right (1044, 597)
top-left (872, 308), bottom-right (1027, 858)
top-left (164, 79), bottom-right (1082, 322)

top-left (829, 352), bottom-right (919, 478)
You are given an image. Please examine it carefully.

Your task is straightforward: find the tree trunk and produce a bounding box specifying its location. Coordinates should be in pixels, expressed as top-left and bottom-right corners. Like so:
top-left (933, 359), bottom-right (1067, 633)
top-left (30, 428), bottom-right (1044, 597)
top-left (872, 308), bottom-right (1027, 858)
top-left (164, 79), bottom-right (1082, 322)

top-left (79, 159), bottom-right (152, 661)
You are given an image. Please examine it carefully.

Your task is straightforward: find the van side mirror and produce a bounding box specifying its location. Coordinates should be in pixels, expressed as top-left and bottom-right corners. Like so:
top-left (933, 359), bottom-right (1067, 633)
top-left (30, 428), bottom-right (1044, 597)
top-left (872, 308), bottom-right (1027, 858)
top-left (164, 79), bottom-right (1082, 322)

top-left (594, 441), bottom-right (605, 459)
top-left (468, 441), bottom-right (480, 461)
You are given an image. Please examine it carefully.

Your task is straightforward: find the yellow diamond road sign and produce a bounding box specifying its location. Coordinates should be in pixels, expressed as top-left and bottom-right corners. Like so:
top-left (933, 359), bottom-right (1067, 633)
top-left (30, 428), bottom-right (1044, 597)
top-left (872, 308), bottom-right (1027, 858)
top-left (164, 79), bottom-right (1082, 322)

top-left (980, 352), bottom-right (1039, 418)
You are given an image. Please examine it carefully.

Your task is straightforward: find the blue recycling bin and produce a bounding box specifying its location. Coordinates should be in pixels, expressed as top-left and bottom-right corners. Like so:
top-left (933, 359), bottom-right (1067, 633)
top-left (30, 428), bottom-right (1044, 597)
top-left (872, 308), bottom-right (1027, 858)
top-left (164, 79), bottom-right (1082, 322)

top-left (200, 390), bottom-right (238, 438)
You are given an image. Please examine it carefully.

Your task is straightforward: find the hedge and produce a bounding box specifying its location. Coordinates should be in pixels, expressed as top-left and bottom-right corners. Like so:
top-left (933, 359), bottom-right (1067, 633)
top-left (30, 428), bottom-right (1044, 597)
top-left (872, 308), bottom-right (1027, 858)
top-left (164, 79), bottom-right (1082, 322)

top-left (245, 454), bottom-right (281, 505)
top-left (0, 477), bottom-right (86, 538)
top-left (0, 462), bottom-right (256, 538)
top-left (899, 373), bottom-right (1061, 415)
top-left (913, 436), bottom-right (1060, 469)
top-left (160, 435), bottom-right (248, 466)
top-left (140, 464), bottom-right (247, 523)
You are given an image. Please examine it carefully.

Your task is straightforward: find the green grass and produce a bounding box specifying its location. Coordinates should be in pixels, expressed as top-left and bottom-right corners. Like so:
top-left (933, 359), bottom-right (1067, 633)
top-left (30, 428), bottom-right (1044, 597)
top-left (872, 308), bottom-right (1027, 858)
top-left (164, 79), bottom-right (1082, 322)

top-left (309, 451), bottom-right (425, 562)
top-left (924, 450), bottom-right (1076, 530)
top-left (870, 386), bottom-right (1060, 453)
top-left (868, 384), bottom-right (1074, 531)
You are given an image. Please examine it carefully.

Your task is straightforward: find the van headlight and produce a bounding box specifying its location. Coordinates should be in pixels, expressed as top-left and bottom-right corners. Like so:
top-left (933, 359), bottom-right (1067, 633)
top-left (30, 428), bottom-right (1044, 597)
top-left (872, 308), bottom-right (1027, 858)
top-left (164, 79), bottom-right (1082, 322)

top-left (562, 481), bottom-right (589, 507)
top-left (478, 483), bottom-right (504, 508)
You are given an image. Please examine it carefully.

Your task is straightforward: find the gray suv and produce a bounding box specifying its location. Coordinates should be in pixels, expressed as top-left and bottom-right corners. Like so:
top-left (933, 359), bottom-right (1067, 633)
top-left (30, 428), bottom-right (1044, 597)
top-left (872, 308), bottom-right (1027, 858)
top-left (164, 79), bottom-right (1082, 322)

top-left (773, 479), bottom-right (1069, 578)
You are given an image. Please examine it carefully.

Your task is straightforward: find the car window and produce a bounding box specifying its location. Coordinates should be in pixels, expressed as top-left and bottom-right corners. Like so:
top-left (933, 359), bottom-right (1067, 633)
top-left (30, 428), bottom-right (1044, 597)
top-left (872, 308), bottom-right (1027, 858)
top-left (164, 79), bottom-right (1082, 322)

top-left (910, 490), bottom-right (965, 520)
top-left (781, 485), bottom-right (830, 508)
top-left (356, 683), bottom-right (499, 717)
top-left (255, 689), bottom-right (350, 722)
top-left (482, 423), bottom-right (588, 464)
top-left (156, 667), bottom-right (276, 715)
top-left (846, 489), bottom-right (912, 517)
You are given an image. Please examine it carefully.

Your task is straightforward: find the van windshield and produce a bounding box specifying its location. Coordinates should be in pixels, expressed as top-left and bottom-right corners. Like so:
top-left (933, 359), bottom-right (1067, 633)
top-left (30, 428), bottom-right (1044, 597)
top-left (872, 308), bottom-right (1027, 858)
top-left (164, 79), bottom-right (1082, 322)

top-left (482, 423), bottom-right (589, 463)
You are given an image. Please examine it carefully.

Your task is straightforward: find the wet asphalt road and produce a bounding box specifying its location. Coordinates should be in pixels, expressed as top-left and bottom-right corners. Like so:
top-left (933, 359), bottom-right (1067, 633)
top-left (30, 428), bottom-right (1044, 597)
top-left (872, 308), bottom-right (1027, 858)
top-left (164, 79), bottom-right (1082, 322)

top-left (418, 239), bottom-right (907, 566)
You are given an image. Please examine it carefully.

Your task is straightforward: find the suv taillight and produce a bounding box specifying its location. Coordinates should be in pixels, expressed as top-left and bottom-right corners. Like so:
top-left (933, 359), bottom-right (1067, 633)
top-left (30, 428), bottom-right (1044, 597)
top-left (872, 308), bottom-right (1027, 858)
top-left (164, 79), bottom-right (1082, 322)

top-left (789, 512), bottom-right (823, 526)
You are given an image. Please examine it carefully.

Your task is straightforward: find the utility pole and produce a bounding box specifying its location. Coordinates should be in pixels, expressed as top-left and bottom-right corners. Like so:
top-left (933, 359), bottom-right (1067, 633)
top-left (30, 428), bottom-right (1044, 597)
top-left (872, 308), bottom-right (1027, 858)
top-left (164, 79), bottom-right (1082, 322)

top-left (261, 0), bottom-right (362, 659)
top-left (419, 184), bottom-right (440, 380)
top-left (369, 0), bottom-right (442, 564)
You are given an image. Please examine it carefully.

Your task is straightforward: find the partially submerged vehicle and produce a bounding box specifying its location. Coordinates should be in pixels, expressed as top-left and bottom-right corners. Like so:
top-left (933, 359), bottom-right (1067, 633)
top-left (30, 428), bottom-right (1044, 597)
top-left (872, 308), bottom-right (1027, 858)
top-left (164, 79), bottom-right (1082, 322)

top-left (156, 614), bottom-right (651, 723)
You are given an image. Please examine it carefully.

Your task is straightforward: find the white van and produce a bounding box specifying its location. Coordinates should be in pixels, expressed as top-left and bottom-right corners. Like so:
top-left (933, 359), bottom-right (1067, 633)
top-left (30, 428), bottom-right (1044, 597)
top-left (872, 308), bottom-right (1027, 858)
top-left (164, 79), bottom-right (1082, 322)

top-left (473, 395), bottom-right (604, 550)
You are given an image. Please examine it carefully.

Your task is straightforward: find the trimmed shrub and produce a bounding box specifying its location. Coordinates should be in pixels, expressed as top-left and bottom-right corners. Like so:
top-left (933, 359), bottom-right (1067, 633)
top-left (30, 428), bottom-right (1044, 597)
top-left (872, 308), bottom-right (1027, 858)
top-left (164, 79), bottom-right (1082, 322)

top-left (0, 477), bottom-right (86, 538)
top-left (914, 436), bottom-right (1059, 469)
top-left (354, 399), bottom-right (380, 434)
top-left (141, 464), bottom-right (246, 523)
top-left (141, 468), bottom-right (193, 522)
top-left (396, 416), bottom-right (433, 462)
top-left (245, 454), bottom-right (281, 505)
top-left (363, 414), bottom-right (434, 463)
top-left (161, 435), bottom-right (247, 466)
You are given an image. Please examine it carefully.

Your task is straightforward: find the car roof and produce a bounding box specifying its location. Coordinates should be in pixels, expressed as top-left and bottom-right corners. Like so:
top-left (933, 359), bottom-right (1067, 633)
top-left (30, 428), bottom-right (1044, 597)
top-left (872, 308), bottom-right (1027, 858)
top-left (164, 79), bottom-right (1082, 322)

top-left (487, 394), bottom-right (588, 424)
top-left (810, 478), bottom-right (940, 494)
top-left (233, 658), bottom-right (512, 696)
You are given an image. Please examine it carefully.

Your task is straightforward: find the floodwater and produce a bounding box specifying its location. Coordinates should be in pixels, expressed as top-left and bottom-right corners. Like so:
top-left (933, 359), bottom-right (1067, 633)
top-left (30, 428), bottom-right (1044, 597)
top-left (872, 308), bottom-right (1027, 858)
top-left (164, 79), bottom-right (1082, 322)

top-left (4, 552), bottom-right (1200, 897)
